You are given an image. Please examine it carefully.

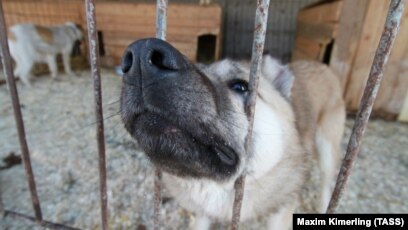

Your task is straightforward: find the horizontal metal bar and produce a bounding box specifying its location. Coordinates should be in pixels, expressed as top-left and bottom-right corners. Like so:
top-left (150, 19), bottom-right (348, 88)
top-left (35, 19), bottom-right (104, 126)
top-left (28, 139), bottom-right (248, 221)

top-left (326, 0), bottom-right (406, 213)
top-left (4, 210), bottom-right (81, 230)
top-left (0, 0), bottom-right (43, 223)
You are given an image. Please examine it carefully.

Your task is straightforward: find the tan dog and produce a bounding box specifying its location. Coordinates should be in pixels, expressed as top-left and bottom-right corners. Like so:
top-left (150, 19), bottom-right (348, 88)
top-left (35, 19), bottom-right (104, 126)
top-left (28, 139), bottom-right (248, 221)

top-left (8, 22), bottom-right (83, 86)
top-left (120, 38), bottom-right (345, 229)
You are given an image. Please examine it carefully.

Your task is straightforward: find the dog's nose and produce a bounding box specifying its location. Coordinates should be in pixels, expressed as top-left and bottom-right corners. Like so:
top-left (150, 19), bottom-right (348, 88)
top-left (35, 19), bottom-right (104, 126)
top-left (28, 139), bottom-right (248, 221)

top-left (121, 38), bottom-right (188, 78)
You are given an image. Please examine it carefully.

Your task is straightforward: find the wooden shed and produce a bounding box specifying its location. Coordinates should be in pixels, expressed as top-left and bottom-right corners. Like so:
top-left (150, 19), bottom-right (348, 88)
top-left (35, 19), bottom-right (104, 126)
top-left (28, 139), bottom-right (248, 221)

top-left (94, 2), bottom-right (222, 65)
top-left (2, 0), bottom-right (222, 66)
top-left (293, 0), bottom-right (408, 119)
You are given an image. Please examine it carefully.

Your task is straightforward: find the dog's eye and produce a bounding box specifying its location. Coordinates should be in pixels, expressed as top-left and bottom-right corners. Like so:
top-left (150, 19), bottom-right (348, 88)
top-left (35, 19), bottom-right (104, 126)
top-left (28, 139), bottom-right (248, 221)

top-left (229, 80), bottom-right (249, 94)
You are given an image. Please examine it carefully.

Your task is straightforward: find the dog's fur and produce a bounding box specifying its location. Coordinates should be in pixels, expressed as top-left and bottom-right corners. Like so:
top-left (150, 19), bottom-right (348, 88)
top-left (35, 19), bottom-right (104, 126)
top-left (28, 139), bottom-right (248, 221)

top-left (120, 38), bottom-right (345, 229)
top-left (8, 22), bottom-right (83, 86)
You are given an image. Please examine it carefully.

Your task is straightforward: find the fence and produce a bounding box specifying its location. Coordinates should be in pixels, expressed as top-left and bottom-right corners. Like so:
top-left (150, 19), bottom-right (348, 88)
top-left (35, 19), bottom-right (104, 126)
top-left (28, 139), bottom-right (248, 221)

top-left (0, 0), bottom-right (406, 229)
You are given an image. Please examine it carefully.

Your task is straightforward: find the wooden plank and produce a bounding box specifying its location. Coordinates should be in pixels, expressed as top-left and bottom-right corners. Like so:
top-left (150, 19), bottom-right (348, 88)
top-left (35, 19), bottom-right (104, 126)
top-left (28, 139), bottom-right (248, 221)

top-left (97, 23), bottom-right (220, 37)
top-left (297, 0), bottom-right (344, 24)
top-left (296, 21), bottom-right (337, 44)
top-left (383, 4), bottom-right (408, 64)
top-left (387, 70), bottom-right (408, 115)
top-left (374, 5), bottom-right (408, 114)
top-left (95, 16), bottom-right (221, 29)
top-left (3, 1), bottom-right (81, 17)
top-left (95, 2), bottom-right (221, 20)
top-left (103, 32), bottom-right (200, 44)
top-left (330, 0), bottom-right (371, 92)
top-left (293, 36), bottom-right (322, 60)
top-left (398, 88), bottom-right (408, 122)
top-left (5, 14), bottom-right (83, 23)
top-left (343, 0), bottom-right (391, 110)
top-left (373, 63), bottom-right (401, 111)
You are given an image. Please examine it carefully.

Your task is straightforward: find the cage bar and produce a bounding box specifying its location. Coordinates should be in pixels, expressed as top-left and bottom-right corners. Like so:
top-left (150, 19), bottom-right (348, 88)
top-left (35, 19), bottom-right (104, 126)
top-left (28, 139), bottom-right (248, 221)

top-left (153, 0), bottom-right (168, 229)
top-left (156, 0), bottom-right (168, 40)
top-left (153, 169), bottom-right (162, 230)
top-left (231, 0), bottom-right (271, 229)
top-left (327, 0), bottom-right (406, 213)
top-left (84, 0), bottom-right (109, 229)
top-left (0, 0), bottom-right (43, 223)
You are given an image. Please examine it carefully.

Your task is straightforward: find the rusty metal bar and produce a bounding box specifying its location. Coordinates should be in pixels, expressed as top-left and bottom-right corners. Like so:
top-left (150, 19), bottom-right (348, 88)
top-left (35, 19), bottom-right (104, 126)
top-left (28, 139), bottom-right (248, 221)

top-left (4, 210), bottom-right (81, 230)
top-left (153, 169), bottom-right (162, 230)
top-left (0, 0), bottom-right (43, 223)
top-left (153, 0), bottom-right (168, 229)
top-left (327, 0), bottom-right (406, 213)
top-left (84, 1), bottom-right (109, 229)
top-left (231, 0), bottom-right (270, 229)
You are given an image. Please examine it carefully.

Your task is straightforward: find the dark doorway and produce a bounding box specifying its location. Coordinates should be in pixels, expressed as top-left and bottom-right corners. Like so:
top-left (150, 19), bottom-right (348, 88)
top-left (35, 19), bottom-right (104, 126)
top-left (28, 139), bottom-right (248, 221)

top-left (197, 34), bottom-right (216, 63)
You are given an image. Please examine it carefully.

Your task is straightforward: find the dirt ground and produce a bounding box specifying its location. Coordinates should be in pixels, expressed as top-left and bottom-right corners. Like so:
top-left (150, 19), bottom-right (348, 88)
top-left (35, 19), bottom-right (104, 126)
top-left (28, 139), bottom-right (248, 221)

top-left (0, 71), bottom-right (407, 229)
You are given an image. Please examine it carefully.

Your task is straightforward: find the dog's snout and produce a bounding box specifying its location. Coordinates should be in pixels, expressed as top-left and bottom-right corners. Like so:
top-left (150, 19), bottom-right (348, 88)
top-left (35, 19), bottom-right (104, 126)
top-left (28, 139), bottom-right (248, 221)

top-left (121, 38), bottom-right (188, 77)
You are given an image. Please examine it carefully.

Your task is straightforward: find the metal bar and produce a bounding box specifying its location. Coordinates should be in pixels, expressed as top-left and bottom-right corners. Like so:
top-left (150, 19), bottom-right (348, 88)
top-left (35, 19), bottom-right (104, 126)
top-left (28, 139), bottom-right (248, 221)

top-left (153, 1), bottom-right (168, 229)
top-left (84, 1), bottom-right (109, 229)
top-left (0, 0), bottom-right (43, 223)
top-left (0, 171), bottom-right (4, 214)
top-left (0, 186), bottom-right (3, 215)
top-left (156, 0), bottom-right (168, 40)
top-left (327, 0), bottom-right (406, 213)
top-left (153, 169), bottom-right (162, 230)
top-left (4, 210), bottom-right (81, 230)
top-left (231, 0), bottom-right (270, 229)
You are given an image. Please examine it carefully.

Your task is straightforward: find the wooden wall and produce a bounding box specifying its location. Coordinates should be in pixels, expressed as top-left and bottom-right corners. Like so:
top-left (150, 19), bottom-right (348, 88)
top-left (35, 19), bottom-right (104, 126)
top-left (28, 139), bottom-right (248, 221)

top-left (293, 0), bottom-right (408, 119)
top-left (3, 0), bottom-right (83, 26)
top-left (101, 0), bottom-right (320, 62)
top-left (94, 2), bottom-right (221, 65)
top-left (2, 0), bottom-right (222, 66)
top-left (2, 0), bottom-right (322, 63)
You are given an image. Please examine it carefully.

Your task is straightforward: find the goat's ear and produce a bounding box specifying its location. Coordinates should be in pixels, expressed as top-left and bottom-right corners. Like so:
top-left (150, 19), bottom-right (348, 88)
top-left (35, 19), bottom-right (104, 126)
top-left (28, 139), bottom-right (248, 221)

top-left (261, 55), bottom-right (294, 98)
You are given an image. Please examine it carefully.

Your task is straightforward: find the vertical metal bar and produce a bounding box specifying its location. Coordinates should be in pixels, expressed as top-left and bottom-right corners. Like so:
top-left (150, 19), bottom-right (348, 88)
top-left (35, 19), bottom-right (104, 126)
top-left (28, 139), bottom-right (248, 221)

top-left (0, 0), bottom-right (43, 223)
top-left (85, 1), bottom-right (109, 229)
top-left (0, 183), bottom-right (3, 214)
top-left (153, 169), bottom-right (162, 230)
top-left (156, 0), bottom-right (168, 40)
top-left (154, 1), bottom-right (167, 229)
top-left (231, 0), bottom-right (270, 229)
top-left (327, 0), bottom-right (406, 213)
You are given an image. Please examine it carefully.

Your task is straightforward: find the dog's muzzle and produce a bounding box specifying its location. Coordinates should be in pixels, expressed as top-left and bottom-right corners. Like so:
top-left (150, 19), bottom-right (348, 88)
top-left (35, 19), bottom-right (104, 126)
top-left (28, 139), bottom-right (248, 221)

top-left (120, 38), bottom-right (240, 181)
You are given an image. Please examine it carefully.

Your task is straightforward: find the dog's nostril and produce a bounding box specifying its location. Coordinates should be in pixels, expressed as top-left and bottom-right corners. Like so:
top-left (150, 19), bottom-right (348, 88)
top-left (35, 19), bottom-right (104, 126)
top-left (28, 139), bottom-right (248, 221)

top-left (149, 50), bottom-right (165, 69)
top-left (148, 50), bottom-right (177, 71)
top-left (122, 51), bottom-right (133, 74)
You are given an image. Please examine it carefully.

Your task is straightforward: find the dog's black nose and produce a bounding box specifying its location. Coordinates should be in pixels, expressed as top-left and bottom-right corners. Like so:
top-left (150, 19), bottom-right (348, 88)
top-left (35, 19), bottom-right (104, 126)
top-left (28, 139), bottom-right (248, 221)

top-left (121, 38), bottom-right (188, 78)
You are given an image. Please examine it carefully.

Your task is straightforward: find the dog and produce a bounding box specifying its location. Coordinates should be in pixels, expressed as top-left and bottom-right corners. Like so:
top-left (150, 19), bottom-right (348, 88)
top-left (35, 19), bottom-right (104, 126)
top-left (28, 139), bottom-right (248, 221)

top-left (8, 22), bottom-right (83, 86)
top-left (120, 38), bottom-right (345, 229)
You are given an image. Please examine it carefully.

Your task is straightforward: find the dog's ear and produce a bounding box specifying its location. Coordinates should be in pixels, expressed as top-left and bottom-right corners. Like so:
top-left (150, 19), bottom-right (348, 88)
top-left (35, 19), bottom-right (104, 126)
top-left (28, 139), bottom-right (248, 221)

top-left (261, 55), bottom-right (294, 99)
